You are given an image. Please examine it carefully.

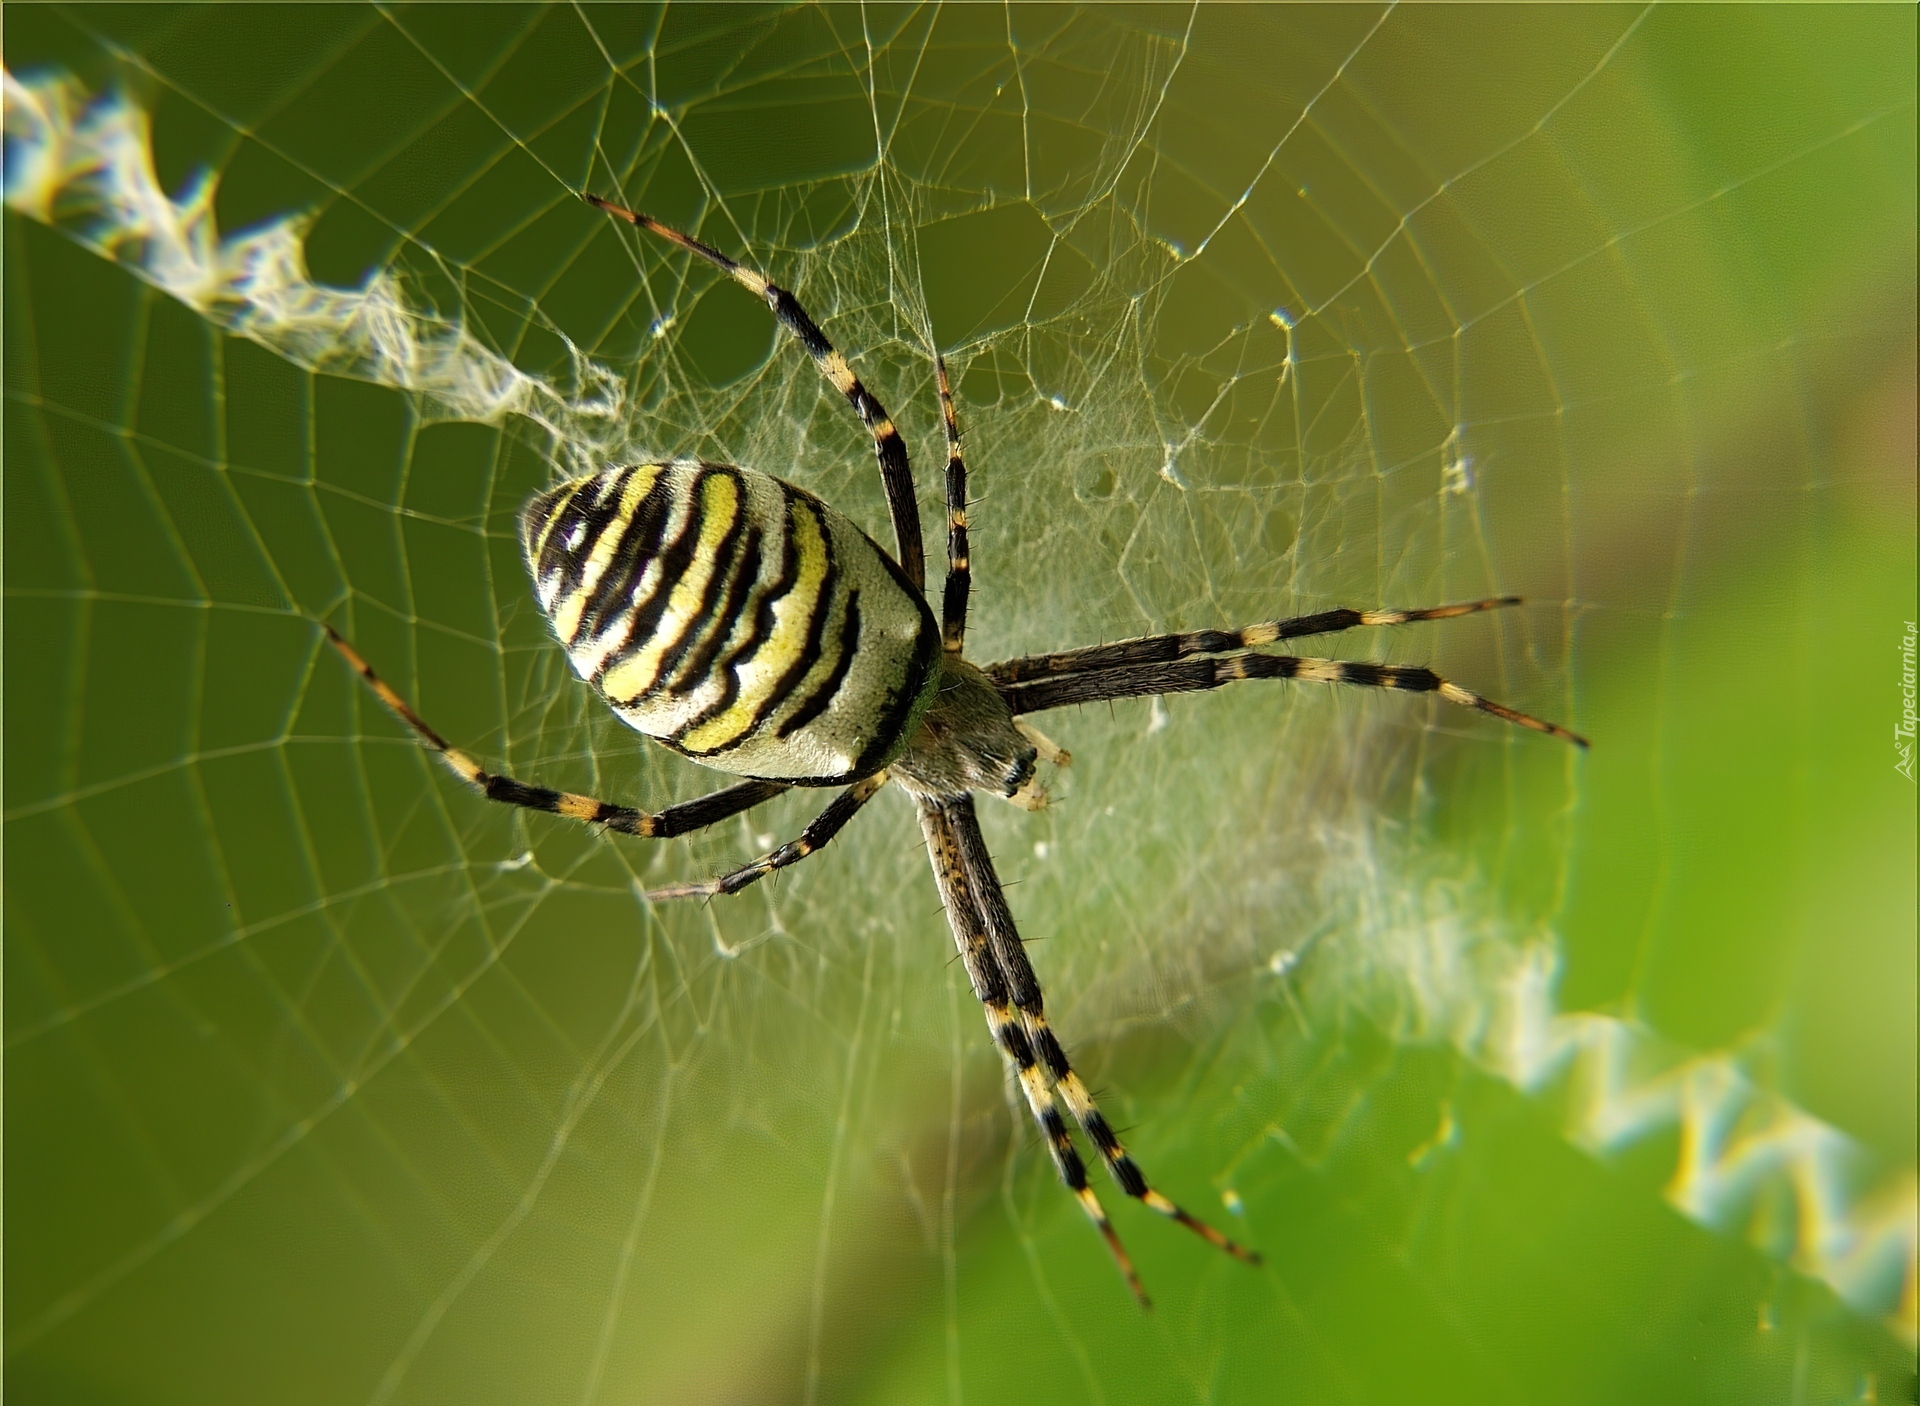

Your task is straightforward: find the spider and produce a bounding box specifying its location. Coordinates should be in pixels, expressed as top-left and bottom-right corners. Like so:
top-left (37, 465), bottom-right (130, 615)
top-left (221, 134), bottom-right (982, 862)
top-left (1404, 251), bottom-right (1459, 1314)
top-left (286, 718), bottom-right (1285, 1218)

top-left (325, 192), bottom-right (1588, 1307)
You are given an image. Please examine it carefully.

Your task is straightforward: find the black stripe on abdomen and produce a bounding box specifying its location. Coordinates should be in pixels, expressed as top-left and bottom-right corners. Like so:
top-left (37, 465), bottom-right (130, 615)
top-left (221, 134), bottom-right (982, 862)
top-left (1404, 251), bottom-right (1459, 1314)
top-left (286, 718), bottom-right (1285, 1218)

top-left (670, 486), bottom-right (800, 743)
top-left (726, 497), bottom-right (838, 744)
top-left (648, 469), bottom-right (748, 687)
top-left (778, 589), bottom-right (861, 739)
top-left (537, 466), bottom-right (637, 600)
top-left (574, 473), bottom-right (675, 644)
top-left (668, 519), bottom-right (763, 696)
top-left (593, 469), bottom-right (712, 692)
top-left (850, 544), bottom-right (941, 776)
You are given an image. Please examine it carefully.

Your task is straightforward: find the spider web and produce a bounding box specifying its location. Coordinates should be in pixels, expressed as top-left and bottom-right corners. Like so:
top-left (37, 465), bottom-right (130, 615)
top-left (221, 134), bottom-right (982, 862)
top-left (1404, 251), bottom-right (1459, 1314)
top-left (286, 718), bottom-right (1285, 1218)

top-left (5, 7), bottom-right (1914, 1404)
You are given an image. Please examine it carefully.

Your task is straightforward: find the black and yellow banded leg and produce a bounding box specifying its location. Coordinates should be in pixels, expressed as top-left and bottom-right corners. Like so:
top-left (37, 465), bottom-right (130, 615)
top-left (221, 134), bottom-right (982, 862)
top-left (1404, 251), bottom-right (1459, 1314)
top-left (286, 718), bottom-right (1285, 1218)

top-left (1000, 649), bottom-right (1589, 748)
top-left (585, 193), bottom-right (926, 592)
top-left (324, 624), bottom-right (790, 837)
top-left (646, 772), bottom-right (889, 901)
top-left (1023, 1011), bottom-right (1260, 1265)
top-left (992, 995), bottom-right (1149, 1304)
top-left (943, 797), bottom-right (1261, 1269)
top-left (986, 596), bottom-right (1526, 685)
top-left (918, 801), bottom-right (1147, 1305)
top-left (935, 355), bottom-right (970, 654)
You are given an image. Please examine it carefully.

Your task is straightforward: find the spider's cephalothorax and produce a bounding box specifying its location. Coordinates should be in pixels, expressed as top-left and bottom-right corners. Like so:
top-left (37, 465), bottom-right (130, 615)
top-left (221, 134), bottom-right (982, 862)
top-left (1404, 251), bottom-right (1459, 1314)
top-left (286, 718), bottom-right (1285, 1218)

top-left (325, 192), bottom-right (1587, 1307)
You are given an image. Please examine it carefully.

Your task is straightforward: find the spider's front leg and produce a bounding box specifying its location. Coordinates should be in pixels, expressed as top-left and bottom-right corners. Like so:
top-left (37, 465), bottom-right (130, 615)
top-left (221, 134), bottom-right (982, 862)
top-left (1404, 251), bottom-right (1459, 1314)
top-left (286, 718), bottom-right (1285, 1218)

top-left (999, 647), bottom-right (1587, 746)
top-left (988, 595), bottom-right (1587, 748)
top-left (987, 596), bottom-right (1524, 684)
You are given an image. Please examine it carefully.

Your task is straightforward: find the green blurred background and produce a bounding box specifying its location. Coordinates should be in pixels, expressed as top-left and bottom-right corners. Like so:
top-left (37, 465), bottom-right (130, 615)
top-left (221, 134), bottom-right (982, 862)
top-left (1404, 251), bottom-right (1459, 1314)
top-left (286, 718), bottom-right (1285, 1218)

top-left (5, 5), bottom-right (1913, 1403)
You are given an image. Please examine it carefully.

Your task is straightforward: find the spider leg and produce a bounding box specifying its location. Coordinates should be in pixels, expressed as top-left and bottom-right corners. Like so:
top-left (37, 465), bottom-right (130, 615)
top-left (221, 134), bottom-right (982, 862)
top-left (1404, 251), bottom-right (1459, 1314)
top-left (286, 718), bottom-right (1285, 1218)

top-left (584, 193), bottom-right (925, 592)
top-left (999, 649), bottom-right (1589, 748)
top-left (944, 797), bottom-right (1262, 1268)
top-left (1013, 719), bottom-right (1071, 769)
top-left (325, 624), bottom-right (789, 835)
top-left (935, 355), bottom-right (970, 654)
top-left (985, 595), bottom-right (1523, 685)
top-left (918, 799), bottom-right (1148, 1307)
top-left (646, 772), bottom-right (888, 900)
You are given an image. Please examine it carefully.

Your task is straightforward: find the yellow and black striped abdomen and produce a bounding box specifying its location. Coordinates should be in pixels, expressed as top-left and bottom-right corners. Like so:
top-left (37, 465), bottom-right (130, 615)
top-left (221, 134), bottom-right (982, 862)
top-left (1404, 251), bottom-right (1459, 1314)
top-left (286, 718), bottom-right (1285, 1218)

top-left (520, 462), bottom-right (940, 784)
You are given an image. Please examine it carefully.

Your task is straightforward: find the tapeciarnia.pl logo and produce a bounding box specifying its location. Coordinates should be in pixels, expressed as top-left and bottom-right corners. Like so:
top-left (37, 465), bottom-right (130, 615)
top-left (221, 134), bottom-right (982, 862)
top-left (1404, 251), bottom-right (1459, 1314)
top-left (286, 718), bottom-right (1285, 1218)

top-left (1897, 621), bottom-right (1917, 782)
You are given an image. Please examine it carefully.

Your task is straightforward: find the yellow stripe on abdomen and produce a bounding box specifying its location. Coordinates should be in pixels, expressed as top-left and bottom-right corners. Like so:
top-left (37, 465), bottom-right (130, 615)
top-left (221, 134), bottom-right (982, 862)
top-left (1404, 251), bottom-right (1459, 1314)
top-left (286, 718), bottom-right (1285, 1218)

top-left (598, 473), bottom-right (741, 703)
top-left (679, 499), bottom-right (829, 754)
top-left (549, 467), bottom-right (660, 643)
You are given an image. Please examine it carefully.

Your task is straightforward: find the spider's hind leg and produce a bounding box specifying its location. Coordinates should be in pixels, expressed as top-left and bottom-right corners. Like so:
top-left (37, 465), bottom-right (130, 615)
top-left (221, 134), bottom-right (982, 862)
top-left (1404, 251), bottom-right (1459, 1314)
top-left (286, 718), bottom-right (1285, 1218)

top-left (323, 622), bottom-right (790, 837)
top-left (918, 798), bottom-right (1149, 1305)
top-left (585, 192), bottom-right (925, 591)
top-left (1023, 1013), bottom-right (1259, 1263)
top-left (644, 772), bottom-right (888, 900)
top-left (945, 797), bottom-right (1261, 1268)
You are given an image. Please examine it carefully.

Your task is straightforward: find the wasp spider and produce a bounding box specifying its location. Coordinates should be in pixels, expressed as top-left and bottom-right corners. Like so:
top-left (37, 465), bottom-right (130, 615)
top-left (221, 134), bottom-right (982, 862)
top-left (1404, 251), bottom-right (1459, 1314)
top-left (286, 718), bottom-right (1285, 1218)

top-left (326, 193), bottom-right (1588, 1306)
